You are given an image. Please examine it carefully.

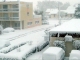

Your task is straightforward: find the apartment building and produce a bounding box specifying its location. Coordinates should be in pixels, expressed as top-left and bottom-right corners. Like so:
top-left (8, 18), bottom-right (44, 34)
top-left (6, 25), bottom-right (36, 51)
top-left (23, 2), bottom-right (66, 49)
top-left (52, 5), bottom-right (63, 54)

top-left (0, 1), bottom-right (42, 29)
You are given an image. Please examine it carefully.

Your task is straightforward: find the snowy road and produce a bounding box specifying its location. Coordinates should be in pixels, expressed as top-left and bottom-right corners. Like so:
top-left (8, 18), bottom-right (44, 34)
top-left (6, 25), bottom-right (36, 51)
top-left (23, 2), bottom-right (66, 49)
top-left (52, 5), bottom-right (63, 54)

top-left (0, 19), bottom-right (69, 60)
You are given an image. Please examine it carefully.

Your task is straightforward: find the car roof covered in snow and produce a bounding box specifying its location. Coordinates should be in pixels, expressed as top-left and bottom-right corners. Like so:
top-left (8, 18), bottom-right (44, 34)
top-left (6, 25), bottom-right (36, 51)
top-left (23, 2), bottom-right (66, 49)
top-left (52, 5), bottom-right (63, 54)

top-left (70, 50), bottom-right (80, 55)
top-left (43, 47), bottom-right (63, 55)
top-left (50, 19), bottom-right (80, 34)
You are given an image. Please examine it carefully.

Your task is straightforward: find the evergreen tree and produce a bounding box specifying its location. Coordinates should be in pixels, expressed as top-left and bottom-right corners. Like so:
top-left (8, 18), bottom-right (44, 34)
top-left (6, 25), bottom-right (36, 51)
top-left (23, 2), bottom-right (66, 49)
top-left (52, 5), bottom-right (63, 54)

top-left (75, 4), bottom-right (80, 18)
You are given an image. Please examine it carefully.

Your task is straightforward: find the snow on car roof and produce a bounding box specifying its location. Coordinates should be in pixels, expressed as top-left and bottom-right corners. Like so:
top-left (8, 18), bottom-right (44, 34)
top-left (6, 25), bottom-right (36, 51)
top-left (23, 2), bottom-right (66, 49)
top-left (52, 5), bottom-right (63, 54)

top-left (43, 47), bottom-right (62, 55)
top-left (70, 50), bottom-right (80, 55)
top-left (50, 19), bottom-right (80, 34)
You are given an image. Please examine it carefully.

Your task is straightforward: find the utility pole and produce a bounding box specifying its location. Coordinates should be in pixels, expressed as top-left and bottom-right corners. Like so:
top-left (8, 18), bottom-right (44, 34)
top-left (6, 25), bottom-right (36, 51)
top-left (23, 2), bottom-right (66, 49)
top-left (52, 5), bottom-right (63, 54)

top-left (58, 2), bottom-right (61, 25)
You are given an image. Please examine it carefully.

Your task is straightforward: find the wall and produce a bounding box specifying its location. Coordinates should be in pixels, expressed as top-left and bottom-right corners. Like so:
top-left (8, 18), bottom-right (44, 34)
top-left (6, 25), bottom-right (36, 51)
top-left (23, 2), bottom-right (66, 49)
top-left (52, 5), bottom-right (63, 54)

top-left (49, 36), bottom-right (80, 57)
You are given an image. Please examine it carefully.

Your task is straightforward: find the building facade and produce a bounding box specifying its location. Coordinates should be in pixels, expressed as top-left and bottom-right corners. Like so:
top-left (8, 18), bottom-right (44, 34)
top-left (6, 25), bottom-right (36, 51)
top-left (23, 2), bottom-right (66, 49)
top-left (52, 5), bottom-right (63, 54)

top-left (0, 1), bottom-right (42, 29)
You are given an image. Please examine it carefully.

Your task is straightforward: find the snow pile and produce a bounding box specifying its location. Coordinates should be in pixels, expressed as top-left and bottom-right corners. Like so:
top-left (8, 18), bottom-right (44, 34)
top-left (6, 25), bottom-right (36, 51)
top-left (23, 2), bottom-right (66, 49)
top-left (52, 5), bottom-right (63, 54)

top-left (65, 35), bottom-right (73, 42)
top-left (69, 50), bottom-right (80, 60)
top-left (42, 47), bottom-right (65, 60)
top-left (53, 40), bottom-right (65, 50)
top-left (73, 40), bottom-right (80, 50)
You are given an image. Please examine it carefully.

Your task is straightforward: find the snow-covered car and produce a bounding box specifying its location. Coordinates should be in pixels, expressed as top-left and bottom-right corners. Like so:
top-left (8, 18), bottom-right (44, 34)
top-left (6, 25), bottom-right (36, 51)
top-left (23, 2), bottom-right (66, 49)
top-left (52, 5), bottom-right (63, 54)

top-left (69, 50), bottom-right (80, 60)
top-left (42, 47), bottom-right (65, 60)
top-left (42, 21), bottom-right (49, 25)
top-left (3, 27), bottom-right (15, 33)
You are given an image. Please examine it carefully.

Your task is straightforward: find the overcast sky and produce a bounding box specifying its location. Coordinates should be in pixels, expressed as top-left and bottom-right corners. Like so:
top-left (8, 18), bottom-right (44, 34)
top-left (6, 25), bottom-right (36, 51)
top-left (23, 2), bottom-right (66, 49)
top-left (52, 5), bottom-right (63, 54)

top-left (0, 0), bottom-right (80, 8)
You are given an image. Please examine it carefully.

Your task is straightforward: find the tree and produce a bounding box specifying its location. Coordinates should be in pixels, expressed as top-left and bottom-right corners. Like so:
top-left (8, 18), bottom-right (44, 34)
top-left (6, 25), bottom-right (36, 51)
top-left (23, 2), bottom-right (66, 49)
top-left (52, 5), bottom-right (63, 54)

top-left (35, 0), bottom-right (70, 20)
top-left (75, 4), bottom-right (80, 18)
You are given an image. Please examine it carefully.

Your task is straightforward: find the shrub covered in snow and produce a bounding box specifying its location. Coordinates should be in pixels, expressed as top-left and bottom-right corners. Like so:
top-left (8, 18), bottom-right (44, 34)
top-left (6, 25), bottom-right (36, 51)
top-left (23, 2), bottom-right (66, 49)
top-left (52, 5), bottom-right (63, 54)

top-left (65, 35), bottom-right (73, 42)
top-left (44, 34), bottom-right (49, 41)
top-left (73, 40), bottom-right (80, 50)
top-left (27, 41), bottom-right (33, 45)
top-left (0, 42), bottom-right (26, 53)
top-left (53, 40), bottom-right (65, 50)
top-left (16, 48), bottom-right (21, 52)
top-left (4, 41), bottom-right (11, 47)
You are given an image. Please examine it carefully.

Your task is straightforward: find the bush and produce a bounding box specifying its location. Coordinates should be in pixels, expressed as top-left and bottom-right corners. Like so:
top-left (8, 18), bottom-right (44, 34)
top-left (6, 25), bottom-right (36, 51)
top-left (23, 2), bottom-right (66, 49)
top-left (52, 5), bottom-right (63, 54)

top-left (53, 40), bottom-right (65, 50)
top-left (73, 40), bottom-right (80, 50)
top-left (4, 41), bottom-right (11, 47)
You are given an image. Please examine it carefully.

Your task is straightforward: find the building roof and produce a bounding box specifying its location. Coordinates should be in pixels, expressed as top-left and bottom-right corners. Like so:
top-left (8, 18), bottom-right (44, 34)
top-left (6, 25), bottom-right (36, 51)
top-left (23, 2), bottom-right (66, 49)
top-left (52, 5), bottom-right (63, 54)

top-left (46, 6), bottom-right (75, 14)
top-left (50, 19), bottom-right (80, 34)
top-left (49, 9), bottom-right (58, 14)
top-left (65, 6), bottom-right (75, 14)
top-left (46, 9), bottom-right (58, 14)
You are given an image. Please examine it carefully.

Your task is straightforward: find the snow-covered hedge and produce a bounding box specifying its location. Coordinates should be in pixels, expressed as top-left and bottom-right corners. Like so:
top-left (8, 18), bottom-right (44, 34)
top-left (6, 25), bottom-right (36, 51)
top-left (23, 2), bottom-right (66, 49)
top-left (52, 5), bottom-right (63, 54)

top-left (73, 40), bottom-right (80, 50)
top-left (0, 42), bottom-right (26, 53)
top-left (4, 41), bottom-right (11, 47)
top-left (53, 40), bottom-right (65, 50)
top-left (0, 53), bottom-right (20, 60)
top-left (37, 41), bottom-right (49, 51)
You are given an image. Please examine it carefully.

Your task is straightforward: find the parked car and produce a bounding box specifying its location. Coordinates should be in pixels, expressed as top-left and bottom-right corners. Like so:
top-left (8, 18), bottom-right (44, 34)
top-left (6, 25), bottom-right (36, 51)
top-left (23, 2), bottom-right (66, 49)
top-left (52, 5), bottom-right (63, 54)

top-left (42, 20), bottom-right (49, 25)
top-left (3, 27), bottom-right (15, 33)
top-left (42, 47), bottom-right (65, 60)
top-left (69, 50), bottom-right (80, 60)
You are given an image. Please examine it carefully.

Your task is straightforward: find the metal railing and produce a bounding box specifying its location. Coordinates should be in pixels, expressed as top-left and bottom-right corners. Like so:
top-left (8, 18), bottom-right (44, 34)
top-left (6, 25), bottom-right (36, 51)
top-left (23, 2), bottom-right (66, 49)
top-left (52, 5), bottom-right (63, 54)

top-left (0, 17), bottom-right (19, 21)
top-left (0, 8), bottom-right (19, 12)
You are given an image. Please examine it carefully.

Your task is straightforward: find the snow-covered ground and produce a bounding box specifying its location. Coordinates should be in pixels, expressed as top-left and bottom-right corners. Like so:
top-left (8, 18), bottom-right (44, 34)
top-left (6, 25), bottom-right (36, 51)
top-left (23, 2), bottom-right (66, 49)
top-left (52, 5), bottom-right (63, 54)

top-left (0, 19), bottom-right (69, 60)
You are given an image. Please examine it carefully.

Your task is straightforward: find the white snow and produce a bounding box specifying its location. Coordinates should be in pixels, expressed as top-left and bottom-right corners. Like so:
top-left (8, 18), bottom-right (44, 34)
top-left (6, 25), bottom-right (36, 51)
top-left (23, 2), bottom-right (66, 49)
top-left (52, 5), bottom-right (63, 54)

top-left (0, 19), bottom-right (68, 60)
top-left (43, 47), bottom-right (65, 60)
top-left (65, 35), bottom-right (73, 42)
top-left (69, 50), bottom-right (80, 60)
top-left (50, 19), bottom-right (80, 33)
top-left (49, 9), bottom-right (58, 14)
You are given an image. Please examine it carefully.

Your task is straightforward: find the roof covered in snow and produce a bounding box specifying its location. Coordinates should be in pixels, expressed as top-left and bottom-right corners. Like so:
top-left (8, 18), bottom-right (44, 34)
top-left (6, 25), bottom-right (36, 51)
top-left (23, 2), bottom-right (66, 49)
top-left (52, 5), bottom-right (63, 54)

top-left (46, 9), bottom-right (58, 14)
top-left (46, 6), bottom-right (75, 14)
top-left (65, 6), bottom-right (75, 14)
top-left (50, 19), bottom-right (80, 34)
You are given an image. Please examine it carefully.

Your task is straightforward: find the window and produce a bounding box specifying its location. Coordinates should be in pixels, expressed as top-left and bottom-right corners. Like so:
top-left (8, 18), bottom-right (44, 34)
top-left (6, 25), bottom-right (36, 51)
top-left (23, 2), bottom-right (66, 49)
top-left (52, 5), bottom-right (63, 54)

top-left (35, 21), bottom-right (39, 24)
top-left (27, 12), bottom-right (29, 16)
top-left (3, 13), bottom-right (8, 17)
top-left (3, 5), bottom-right (8, 11)
top-left (27, 22), bottom-right (32, 25)
top-left (13, 13), bottom-right (19, 17)
top-left (12, 4), bottom-right (18, 8)
top-left (14, 22), bottom-right (20, 27)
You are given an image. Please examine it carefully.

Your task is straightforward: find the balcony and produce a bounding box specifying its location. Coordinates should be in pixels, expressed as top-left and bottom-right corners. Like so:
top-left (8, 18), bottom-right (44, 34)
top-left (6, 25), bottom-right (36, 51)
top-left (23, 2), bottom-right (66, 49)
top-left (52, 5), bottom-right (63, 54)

top-left (0, 17), bottom-right (19, 21)
top-left (0, 8), bottom-right (19, 12)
